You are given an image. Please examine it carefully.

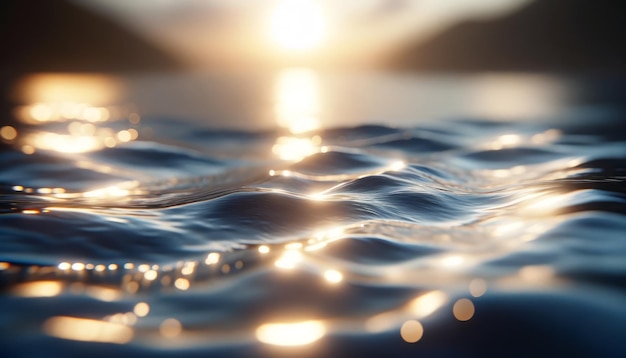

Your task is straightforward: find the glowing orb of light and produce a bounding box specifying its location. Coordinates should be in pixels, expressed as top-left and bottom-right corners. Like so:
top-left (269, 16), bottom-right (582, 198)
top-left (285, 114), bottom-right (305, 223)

top-left (269, 0), bottom-right (325, 51)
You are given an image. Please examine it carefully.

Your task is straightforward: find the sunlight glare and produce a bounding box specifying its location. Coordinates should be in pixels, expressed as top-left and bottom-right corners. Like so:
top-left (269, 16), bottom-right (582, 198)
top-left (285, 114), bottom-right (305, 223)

top-left (272, 136), bottom-right (318, 161)
top-left (400, 320), bottom-right (424, 343)
top-left (269, 0), bottom-right (325, 51)
top-left (275, 68), bottom-right (321, 134)
top-left (323, 269), bottom-right (343, 284)
top-left (256, 320), bottom-right (325, 346)
top-left (43, 316), bottom-right (133, 344)
top-left (407, 290), bottom-right (447, 318)
top-left (453, 298), bottom-right (475, 321)
top-left (11, 281), bottom-right (63, 298)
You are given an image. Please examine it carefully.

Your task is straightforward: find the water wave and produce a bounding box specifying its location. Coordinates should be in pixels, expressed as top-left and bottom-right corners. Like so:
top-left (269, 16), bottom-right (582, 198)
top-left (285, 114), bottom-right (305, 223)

top-left (1, 114), bottom-right (625, 356)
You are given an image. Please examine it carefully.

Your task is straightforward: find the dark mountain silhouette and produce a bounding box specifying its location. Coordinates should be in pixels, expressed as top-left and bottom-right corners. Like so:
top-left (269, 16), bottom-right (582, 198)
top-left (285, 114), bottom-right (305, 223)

top-left (0, 0), bottom-right (182, 74)
top-left (0, 0), bottom-right (183, 129)
top-left (388, 0), bottom-right (626, 73)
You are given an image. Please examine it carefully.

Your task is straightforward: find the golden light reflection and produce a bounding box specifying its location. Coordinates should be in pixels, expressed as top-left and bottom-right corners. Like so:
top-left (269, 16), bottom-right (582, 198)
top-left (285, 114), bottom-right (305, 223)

top-left (17, 74), bottom-right (122, 106)
top-left (407, 290), bottom-right (448, 318)
top-left (519, 265), bottom-right (555, 283)
top-left (400, 320), bottom-right (424, 343)
top-left (18, 102), bottom-right (116, 124)
top-left (125, 281), bottom-right (139, 294)
top-left (285, 242), bottom-right (303, 250)
top-left (490, 134), bottom-right (522, 150)
top-left (181, 261), bottom-right (196, 276)
top-left (144, 270), bottom-right (158, 281)
top-left (43, 316), bottom-right (133, 344)
top-left (27, 132), bottom-right (103, 153)
top-left (11, 281), bottom-right (63, 298)
top-left (531, 129), bottom-right (561, 144)
top-left (305, 226), bottom-right (345, 251)
top-left (487, 129), bottom-right (561, 152)
top-left (12, 74), bottom-right (139, 154)
top-left (82, 184), bottom-right (136, 199)
top-left (258, 245), bottom-right (271, 254)
top-left (174, 278), bottom-right (190, 291)
top-left (1, 126), bottom-right (17, 141)
top-left (275, 250), bottom-right (303, 270)
top-left (85, 286), bottom-right (121, 302)
top-left (453, 298), bottom-right (475, 321)
top-left (469, 278), bottom-right (488, 298)
top-left (137, 264), bottom-right (150, 273)
top-left (71, 262), bottom-right (85, 271)
top-left (269, 0), bottom-right (325, 51)
top-left (205, 252), bottom-right (220, 265)
top-left (275, 68), bottom-right (321, 134)
top-left (441, 255), bottom-right (466, 268)
top-left (521, 192), bottom-right (570, 216)
top-left (274, 248), bottom-right (303, 270)
top-left (117, 130), bottom-right (132, 142)
top-left (365, 311), bottom-right (402, 333)
top-left (21, 145), bottom-right (35, 154)
top-left (272, 136), bottom-right (319, 161)
top-left (107, 312), bottom-right (137, 326)
top-left (323, 269), bottom-right (343, 284)
top-left (256, 320), bottom-right (325, 346)
top-left (388, 160), bottom-right (406, 172)
top-left (160, 318), bottom-right (182, 338)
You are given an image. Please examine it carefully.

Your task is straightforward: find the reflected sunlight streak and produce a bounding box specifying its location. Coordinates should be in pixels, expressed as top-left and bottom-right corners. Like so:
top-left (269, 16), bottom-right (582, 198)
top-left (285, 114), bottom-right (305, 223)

top-left (43, 316), bottom-right (133, 344)
top-left (272, 136), bottom-right (318, 161)
top-left (16, 74), bottom-right (121, 107)
top-left (400, 320), bottom-right (424, 343)
top-left (453, 298), bottom-right (475, 321)
top-left (256, 320), bottom-right (325, 346)
top-left (11, 281), bottom-right (63, 298)
top-left (275, 250), bottom-right (303, 270)
top-left (28, 132), bottom-right (103, 153)
top-left (407, 290), bottom-right (448, 318)
top-left (275, 68), bottom-right (322, 134)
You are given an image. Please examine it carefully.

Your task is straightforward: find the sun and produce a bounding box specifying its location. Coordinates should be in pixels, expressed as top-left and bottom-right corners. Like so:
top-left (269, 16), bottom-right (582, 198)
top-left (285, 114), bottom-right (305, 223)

top-left (269, 0), bottom-right (326, 51)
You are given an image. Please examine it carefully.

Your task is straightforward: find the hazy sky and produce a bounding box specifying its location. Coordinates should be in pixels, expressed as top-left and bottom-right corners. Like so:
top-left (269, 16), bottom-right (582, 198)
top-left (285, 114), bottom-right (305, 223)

top-left (76, 0), bottom-right (532, 67)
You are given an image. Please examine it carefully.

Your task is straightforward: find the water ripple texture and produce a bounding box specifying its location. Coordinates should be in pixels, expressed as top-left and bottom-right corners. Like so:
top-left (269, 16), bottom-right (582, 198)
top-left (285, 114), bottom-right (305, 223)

top-left (1, 94), bottom-right (626, 357)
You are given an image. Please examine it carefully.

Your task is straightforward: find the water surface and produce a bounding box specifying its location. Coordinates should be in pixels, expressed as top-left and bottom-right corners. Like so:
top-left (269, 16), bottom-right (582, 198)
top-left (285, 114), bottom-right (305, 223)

top-left (1, 70), bottom-right (625, 357)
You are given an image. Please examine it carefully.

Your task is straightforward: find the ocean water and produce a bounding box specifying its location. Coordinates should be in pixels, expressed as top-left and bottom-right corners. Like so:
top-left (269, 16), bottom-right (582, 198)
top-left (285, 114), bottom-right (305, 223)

top-left (1, 71), bottom-right (626, 357)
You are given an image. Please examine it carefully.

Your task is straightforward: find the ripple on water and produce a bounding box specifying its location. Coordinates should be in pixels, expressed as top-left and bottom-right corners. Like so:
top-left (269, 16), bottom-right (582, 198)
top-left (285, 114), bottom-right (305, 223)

top-left (1, 119), bottom-right (625, 356)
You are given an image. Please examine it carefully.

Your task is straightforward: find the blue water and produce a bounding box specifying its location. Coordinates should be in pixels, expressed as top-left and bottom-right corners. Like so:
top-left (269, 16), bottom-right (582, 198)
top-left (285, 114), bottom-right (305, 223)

top-left (1, 71), bottom-right (626, 357)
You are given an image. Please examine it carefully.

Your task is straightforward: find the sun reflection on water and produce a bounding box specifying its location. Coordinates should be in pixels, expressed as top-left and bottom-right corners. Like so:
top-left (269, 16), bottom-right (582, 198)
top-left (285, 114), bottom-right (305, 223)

top-left (400, 320), bottom-right (424, 343)
top-left (11, 281), bottom-right (64, 298)
top-left (272, 136), bottom-right (319, 160)
top-left (272, 68), bottom-right (323, 161)
top-left (10, 74), bottom-right (141, 154)
top-left (407, 290), bottom-right (448, 318)
top-left (256, 320), bottom-right (326, 346)
top-left (452, 298), bottom-right (475, 321)
top-left (275, 68), bottom-right (321, 134)
top-left (42, 316), bottom-right (134, 344)
top-left (0, 229), bottom-right (564, 349)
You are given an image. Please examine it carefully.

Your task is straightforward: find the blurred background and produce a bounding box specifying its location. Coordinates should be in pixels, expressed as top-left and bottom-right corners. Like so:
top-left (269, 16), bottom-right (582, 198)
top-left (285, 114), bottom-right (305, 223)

top-left (3, 0), bottom-right (626, 72)
top-left (1, 0), bottom-right (625, 146)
